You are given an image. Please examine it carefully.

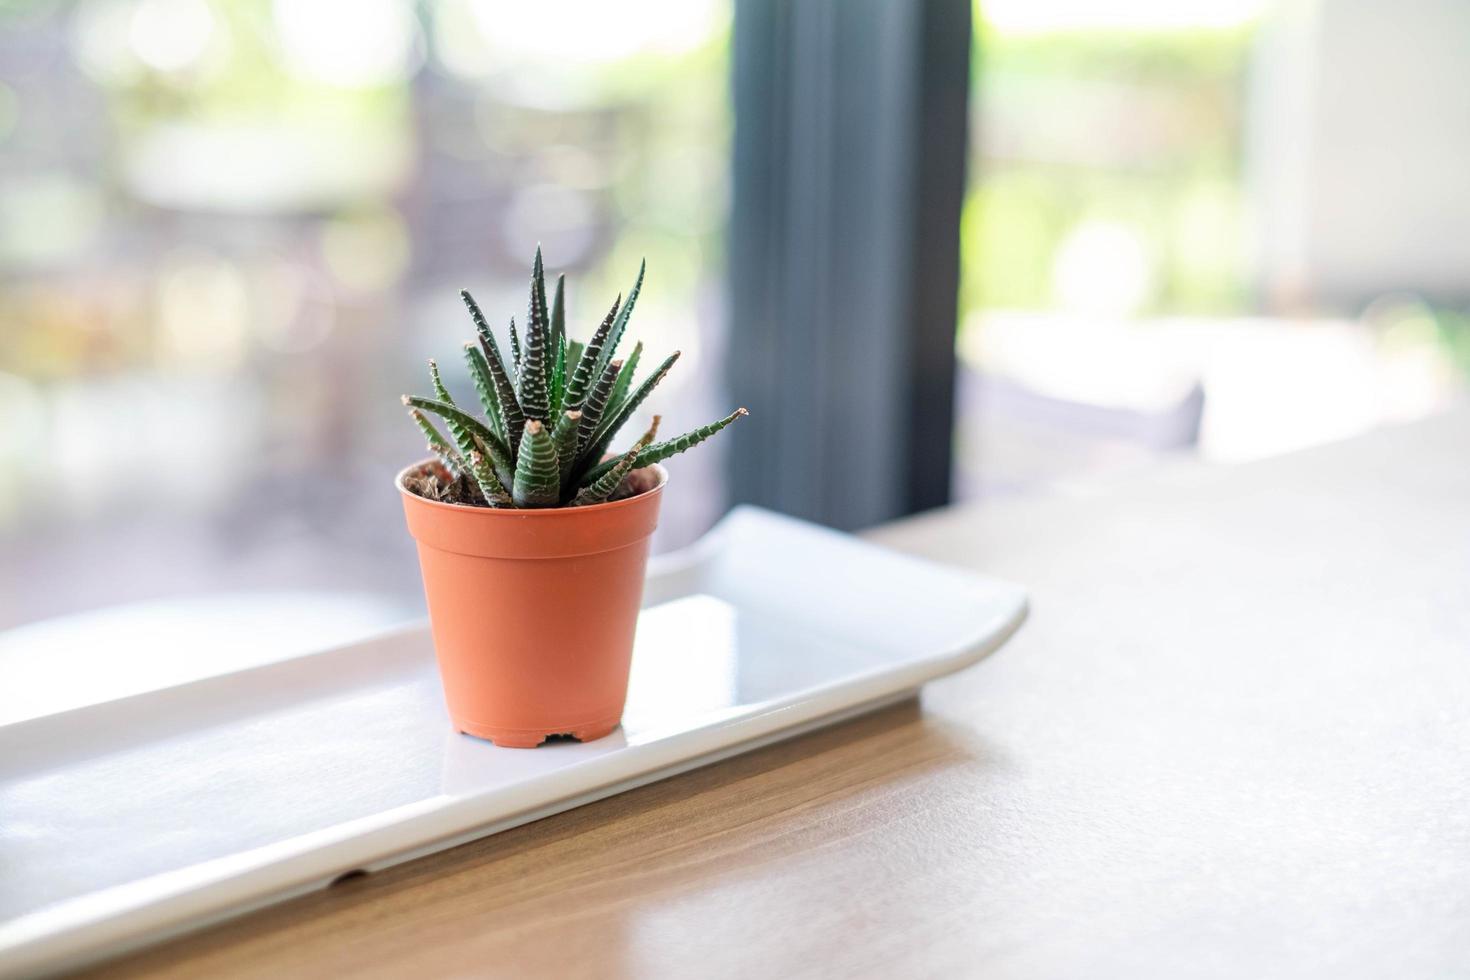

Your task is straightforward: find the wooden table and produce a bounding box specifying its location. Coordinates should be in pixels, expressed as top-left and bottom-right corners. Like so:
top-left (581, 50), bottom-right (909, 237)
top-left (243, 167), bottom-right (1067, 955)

top-left (93, 412), bottom-right (1470, 978)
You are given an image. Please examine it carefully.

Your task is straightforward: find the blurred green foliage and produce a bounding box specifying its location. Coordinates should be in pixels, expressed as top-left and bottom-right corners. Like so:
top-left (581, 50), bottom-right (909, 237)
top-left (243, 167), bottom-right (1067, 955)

top-left (964, 21), bottom-right (1257, 316)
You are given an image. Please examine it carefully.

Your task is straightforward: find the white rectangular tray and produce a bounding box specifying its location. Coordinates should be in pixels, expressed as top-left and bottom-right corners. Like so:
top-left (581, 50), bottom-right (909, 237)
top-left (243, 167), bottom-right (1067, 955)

top-left (0, 507), bottom-right (1027, 978)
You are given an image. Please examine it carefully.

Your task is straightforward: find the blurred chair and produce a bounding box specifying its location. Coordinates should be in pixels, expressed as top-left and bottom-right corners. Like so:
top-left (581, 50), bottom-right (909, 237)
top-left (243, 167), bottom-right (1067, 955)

top-left (954, 367), bottom-right (1204, 499)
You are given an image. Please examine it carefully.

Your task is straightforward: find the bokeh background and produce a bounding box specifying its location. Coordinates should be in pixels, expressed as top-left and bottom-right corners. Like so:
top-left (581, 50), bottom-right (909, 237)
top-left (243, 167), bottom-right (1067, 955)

top-left (2, 0), bottom-right (1466, 633)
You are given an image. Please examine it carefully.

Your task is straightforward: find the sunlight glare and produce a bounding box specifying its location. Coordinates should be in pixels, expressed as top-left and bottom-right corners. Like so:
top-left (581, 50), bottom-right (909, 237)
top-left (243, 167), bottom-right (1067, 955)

top-left (982, 0), bottom-right (1266, 34)
top-left (274, 0), bottom-right (420, 87)
top-left (129, 0), bottom-right (214, 72)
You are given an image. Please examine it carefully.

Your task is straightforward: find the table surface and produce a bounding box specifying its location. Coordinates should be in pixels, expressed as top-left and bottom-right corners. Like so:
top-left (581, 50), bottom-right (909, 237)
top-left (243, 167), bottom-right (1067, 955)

top-left (88, 412), bottom-right (1470, 979)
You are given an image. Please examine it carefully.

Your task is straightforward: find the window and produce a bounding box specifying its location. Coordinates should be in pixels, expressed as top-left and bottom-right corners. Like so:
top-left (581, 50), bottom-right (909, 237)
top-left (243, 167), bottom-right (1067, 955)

top-left (0, 0), bottom-right (732, 630)
top-left (956, 0), bottom-right (1469, 499)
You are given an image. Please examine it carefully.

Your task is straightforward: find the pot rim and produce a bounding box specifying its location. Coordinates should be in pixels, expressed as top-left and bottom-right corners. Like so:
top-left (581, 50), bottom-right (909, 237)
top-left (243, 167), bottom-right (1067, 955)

top-left (395, 457), bottom-right (668, 517)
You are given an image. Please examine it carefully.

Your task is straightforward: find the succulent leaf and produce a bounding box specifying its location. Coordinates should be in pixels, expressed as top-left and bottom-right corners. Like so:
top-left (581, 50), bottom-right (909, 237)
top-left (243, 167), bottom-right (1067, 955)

top-left (462, 343), bottom-right (505, 444)
top-left (551, 408), bottom-right (582, 487)
top-left (518, 326), bottom-right (550, 422)
top-left (531, 246), bottom-right (550, 336)
top-left (403, 394), bottom-right (498, 452)
top-left (546, 270), bottom-right (567, 411)
top-left (468, 451), bottom-right (513, 506)
top-left (580, 407), bottom-right (747, 486)
top-left (565, 295), bottom-right (620, 410)
top-left (480, 426), bottom-right (516, 493)
top-left (592, 259), bottom-right (644, 383)
top-left (576, 357), bottom-right (622, 453)
top-left (406, 393), bottom-right (503, 502)
top-left (551, 331), bottom-right (567, 418)
top-left (550, 272), bottom-right (566, 349)
top-left (427, 358), bottom-right (453, 405)
top-left (582, 350), bottom-right (680, 470)
top-left (460, 290), bottom-right (524, 454)
top-left (574, 416), bottom-right (660, 506)
top-left (512, 420), bottom-right (560, 508)
top-left (508, 317), bottom-right (521, 377)
top-left (408, 406), bottom-right (451, 454)
top-left (605, 340), bottom-right (642, 419)
top-left (408, 408), bottom-right (462, 475)
top-left (424, 360), bottom-right (482, 463)
top-left (518, 250), bottom-right (552, 421)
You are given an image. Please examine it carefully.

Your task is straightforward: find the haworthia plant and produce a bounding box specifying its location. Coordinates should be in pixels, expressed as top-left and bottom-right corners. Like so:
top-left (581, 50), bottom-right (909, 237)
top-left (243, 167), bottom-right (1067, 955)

top-left (403, 251), bottom-right (747, 508)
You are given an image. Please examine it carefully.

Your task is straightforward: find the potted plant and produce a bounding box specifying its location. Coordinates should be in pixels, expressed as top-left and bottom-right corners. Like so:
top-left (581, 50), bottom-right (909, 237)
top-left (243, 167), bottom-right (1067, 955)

top-left (397, 249), bottom-right (746, 748)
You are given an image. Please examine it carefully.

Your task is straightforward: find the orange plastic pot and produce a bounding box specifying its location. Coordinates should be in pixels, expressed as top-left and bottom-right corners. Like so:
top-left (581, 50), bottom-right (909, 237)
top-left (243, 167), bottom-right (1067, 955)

top-left (397, 460), bottom-right (666, 748)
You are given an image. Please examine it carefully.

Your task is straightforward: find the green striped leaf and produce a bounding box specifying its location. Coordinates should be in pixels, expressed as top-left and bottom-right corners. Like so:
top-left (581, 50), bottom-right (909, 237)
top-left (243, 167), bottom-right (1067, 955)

top-left (460, 290), bottom-right (524, 456)
top-left (575, 357), bottom-right (622, 454)
top-left (407, 406), bottom-right (451, 453)
top-left (462, 342), bottom-right (505, 445)
top-left (574, 416), bottom-right (659, 506)
top-left (468, 451), bottom-right (512, 506)
top-left (550, 272), bottom-right (566, 350)
top-left (406, 390), bottom-right (504, 504)
top-left (512, 419), bottom-right (560, 508)
top-left (551, 408), bottom-right (582, 489)
top-left (427, 358), bottom-right (452, 404)
top-left (549, 268), bottom-right (564, 414)
top-left (592, 259), bottom-right (644, 383)
top-left (507, 317), bottom-right (521, 378)
top-left (424, 359), bottom-right (481, 466)
top-left (407, 407), bottom-right (461, 476)
top-left (565, 295), bottom-right (620, 410)
top-left (580, 407), bottom-right (747, 486)
top-left (403, 394), bottom-right (498, 453)
top-left (551, 331), bottom-right (567, 418)
top-left (479, 425), bottom-right (515, 494)
top-left (581, 350), bottom-right (680, 471)
top-left (518, 248), bottom-right (551, 421)
top-left (605, 340), bottom-right (642, 419)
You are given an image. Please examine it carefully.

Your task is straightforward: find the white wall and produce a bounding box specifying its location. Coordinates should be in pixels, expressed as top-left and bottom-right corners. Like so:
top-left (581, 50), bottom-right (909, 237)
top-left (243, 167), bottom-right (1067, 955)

top-left (1249, 0), bottom-right (1470, 309)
